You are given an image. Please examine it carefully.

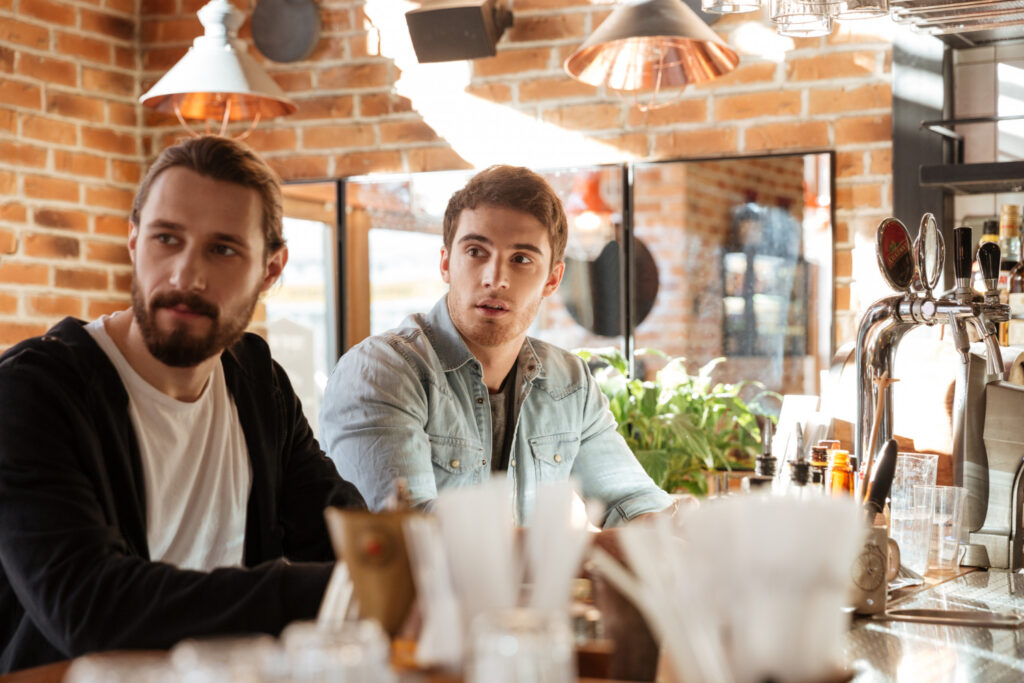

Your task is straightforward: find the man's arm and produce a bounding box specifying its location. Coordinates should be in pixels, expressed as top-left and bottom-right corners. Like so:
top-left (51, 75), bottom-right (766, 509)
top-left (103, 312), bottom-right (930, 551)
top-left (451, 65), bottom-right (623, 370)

top-left (0, 355), bottom-right (332, 659)
top-left (569, 363), bottom-right (672, 527)
top-left (319, 337), bottom-right (438, 512)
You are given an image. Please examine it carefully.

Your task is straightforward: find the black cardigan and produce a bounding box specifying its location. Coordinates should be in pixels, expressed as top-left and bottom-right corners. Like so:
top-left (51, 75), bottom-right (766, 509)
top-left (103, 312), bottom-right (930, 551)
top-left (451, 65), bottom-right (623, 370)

top-left (0, 318), bottom-right (365, 673)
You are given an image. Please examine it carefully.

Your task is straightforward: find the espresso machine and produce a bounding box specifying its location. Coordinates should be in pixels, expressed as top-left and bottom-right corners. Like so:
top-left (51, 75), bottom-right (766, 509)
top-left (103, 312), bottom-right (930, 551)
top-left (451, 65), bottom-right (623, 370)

top-left (855, 215), bottom-right (1024, 570)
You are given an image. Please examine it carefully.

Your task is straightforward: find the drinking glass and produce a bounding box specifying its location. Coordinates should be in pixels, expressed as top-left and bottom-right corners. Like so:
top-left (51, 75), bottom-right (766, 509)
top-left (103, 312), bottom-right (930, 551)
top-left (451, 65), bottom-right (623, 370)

top-left (281, 619), bottom-right (394, 683)
top-left (922, 485), bottom-right (967, 574)
top-left (467, 608), bottom-right (575, 683)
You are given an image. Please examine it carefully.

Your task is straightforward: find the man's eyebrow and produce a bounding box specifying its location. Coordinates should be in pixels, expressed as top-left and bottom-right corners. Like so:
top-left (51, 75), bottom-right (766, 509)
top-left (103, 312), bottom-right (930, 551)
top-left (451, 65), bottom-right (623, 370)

top-left (144, 220), bottom-right (248, 248)
top-left (458, 233), bottom-right (544, 256)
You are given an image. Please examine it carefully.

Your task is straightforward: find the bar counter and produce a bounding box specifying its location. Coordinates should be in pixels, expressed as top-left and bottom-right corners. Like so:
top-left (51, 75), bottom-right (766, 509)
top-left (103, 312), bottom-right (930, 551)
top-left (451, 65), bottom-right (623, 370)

top-left (3, 570), bottom-right (1023, 682)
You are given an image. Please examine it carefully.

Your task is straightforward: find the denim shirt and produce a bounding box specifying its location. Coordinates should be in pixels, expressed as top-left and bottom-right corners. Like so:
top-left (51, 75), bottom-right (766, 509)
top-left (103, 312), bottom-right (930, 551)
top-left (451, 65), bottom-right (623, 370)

top-left (319, 296), bottom-right (671, 527)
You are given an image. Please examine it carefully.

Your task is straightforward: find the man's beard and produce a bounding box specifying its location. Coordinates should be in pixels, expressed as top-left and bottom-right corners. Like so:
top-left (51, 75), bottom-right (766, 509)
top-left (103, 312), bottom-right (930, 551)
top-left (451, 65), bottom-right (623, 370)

top-left (131, 278), bottom-right (259, 367)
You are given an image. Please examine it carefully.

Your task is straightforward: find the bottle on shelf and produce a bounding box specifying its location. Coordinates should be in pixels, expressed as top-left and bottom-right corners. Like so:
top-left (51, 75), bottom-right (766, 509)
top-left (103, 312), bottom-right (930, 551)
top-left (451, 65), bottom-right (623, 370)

top-left (1006, 221), bottom-right (1024, 346)
top-left (998, 204), bottom-right (1020, 294)
top-left (826, 449), bottom-right (855, 497)
top-left (973, 219), bottom-right (999, 294)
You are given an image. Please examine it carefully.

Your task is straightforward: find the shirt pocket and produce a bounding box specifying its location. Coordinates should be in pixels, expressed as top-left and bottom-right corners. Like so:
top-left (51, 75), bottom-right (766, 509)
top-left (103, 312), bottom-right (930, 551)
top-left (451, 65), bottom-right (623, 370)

top-left (429, 435), bottom-right (486, 486)
top-left (528, 432), bottom-right (580, 477)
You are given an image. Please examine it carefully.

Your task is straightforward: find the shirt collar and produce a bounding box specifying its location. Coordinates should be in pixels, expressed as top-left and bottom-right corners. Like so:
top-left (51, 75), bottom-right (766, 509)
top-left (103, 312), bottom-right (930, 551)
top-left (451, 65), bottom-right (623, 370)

top-left (424, 295), bottom-right (546, 382)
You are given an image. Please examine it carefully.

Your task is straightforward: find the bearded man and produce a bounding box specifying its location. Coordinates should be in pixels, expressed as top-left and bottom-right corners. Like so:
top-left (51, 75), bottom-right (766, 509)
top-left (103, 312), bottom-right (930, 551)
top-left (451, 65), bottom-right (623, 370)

top-left (0, 136), bottom-right (364, 674)
top-left (320, 165), bottom-right (670, 526)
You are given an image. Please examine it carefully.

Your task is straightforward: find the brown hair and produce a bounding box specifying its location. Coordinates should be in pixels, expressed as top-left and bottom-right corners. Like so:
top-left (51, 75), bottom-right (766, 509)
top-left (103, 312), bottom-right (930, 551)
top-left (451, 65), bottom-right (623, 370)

top-left (130, 135), bottom-right (285, 256)
top-left (443, 165), bottom-right (568, 268)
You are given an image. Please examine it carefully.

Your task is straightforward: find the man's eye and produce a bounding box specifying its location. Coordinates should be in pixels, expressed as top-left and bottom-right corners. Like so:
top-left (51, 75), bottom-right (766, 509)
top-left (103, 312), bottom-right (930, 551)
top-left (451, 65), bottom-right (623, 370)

top-left (212, 244), bottom-right (239, 257)
top-left (466, 246), bottom-right (483, 257)
top-left (512, 254), bottom-right (532, 264)
top-left (155, 234), bottom-right (178, 245)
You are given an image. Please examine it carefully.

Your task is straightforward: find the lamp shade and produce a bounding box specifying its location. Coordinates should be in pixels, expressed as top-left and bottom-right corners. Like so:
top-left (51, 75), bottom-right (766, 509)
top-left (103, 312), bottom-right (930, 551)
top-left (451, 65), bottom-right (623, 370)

top-left (564, 0), bottom-right (739, 92)
top-left (140, 0), bottom-right (295, 122)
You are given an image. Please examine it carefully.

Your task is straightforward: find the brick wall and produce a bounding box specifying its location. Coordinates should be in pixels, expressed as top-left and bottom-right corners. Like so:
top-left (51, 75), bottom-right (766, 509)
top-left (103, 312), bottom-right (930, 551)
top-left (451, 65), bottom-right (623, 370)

top-left (0, 0), bottom-right (142, 346)
top-left (0, 0), bottom-right (894, 351)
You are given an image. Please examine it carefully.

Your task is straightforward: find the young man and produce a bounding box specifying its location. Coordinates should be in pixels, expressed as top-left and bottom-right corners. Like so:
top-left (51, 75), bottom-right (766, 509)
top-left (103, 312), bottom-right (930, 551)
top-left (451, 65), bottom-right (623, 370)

top-left (0, 136), bottom-right (364, 673)
top-left (320, 165), bottom-right (670, 526)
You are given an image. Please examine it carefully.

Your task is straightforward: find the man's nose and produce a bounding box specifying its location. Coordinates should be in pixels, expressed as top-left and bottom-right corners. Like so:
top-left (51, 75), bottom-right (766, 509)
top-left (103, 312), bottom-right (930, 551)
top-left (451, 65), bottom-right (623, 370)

top-left (168, 247), bottom-right (207, 292)
top-left (481, 257), bottom-right (509, 289)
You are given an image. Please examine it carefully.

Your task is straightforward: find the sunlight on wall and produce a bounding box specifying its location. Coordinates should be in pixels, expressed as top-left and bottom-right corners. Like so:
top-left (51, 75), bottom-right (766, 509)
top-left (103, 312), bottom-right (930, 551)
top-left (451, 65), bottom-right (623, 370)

top-left (363, 0), bottom-right (633, 169)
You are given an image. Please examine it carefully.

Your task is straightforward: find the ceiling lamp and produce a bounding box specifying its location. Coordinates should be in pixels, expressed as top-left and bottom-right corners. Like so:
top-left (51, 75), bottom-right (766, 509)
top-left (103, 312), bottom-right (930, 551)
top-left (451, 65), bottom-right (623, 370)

top-left (140, 0), bottom-right (296, 139)
top-left (564, 0), bottom-right (739, 110)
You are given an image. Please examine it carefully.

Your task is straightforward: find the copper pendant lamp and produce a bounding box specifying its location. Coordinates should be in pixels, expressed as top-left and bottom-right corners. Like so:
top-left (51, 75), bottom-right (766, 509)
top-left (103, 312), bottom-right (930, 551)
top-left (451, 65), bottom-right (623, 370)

top-left (564, 0), bottom-right (739, 94)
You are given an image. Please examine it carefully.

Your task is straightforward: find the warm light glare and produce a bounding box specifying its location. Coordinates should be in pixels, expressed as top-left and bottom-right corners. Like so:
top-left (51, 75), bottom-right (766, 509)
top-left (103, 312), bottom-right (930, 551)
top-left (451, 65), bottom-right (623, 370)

top-left (732, 21), bottom-right (793, 62)
top-left (573, 211), bottom-right (606, 234)
top-left (364, 1), bottom-right (634, 168)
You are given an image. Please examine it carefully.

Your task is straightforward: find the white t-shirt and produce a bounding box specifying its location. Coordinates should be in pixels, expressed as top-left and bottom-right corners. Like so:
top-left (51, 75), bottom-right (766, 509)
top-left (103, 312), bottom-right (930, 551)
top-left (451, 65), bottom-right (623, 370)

top-left (87, 318), bottom-right (252, 571)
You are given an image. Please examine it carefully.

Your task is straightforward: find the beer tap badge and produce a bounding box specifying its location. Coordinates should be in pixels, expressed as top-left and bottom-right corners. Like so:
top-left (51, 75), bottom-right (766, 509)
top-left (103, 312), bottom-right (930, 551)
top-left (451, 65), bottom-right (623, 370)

top-left (877, 218), bottom-right (914, 292)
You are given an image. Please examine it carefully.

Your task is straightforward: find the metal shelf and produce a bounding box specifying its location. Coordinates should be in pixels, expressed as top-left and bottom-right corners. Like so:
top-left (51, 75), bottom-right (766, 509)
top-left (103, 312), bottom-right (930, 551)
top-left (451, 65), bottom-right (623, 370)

top-left (919, 160), bottom-right (1024, 194)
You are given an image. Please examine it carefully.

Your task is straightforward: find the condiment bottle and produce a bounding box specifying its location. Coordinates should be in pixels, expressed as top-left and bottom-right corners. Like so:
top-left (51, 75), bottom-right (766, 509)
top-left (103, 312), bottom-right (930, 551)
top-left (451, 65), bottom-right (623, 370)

top-left (827, 449), bottom-right (855, 497)
top-left (809, 446), bottom-right (829, 488)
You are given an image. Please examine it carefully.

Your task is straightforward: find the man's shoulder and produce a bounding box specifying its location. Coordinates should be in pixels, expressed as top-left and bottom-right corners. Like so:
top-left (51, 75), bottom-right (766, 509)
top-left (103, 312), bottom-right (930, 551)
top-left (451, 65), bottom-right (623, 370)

top-left (0, 317), bottom-right (102, 376)
top-left (524, 337), bottom-right (592, 395)
top-left (345, 314), bottom-right (433, 362)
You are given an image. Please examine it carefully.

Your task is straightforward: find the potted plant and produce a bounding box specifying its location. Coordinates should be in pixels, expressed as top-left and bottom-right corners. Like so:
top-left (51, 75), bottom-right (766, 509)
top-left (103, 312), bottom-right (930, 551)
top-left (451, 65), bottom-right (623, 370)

top-left (577, 347), bottom-right (778, 496)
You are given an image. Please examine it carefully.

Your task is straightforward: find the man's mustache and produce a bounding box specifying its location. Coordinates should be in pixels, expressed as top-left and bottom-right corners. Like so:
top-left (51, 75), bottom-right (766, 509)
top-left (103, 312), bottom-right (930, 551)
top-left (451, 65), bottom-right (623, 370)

top-left (149, 291), bottom-right (218, 320)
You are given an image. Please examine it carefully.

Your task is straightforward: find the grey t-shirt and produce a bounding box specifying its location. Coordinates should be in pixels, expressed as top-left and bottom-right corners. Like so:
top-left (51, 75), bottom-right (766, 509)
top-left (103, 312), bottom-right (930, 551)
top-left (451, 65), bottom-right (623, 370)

top-left (489, 361), bottom-right (518, 471)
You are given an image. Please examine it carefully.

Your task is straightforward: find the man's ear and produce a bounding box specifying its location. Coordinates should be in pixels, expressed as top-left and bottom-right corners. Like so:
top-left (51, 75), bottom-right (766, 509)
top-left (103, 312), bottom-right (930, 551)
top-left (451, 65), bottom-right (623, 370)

top-left (542, 260), bottom-right (565, 298)
top-left (127, 222), bottom-right (138, 265)
top-left (260, 245), bottom-right (289, 293)
top-left (440, 246), bottom-right (451, 285)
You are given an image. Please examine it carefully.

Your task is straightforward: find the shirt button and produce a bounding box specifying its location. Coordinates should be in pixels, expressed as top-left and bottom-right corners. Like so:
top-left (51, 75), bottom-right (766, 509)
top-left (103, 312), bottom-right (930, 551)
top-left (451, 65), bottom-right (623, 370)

top-left (451, 459), bottom-right (460, 469)
top-left (481, 459), bottom-right (487, 466)
top-left (553, 454), bottom-right (562, 463)
top-left (510, 459), bottom-right (516, 467)
top-left (476, 397), bottom-right (484, 405)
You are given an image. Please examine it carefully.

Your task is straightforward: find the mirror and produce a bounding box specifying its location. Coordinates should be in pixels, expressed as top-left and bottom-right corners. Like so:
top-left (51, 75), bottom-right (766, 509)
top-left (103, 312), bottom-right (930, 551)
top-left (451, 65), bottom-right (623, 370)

top-left (876, 218), bottom-right (914, 293)
top-left (915, 213), bottom-right (943, 296)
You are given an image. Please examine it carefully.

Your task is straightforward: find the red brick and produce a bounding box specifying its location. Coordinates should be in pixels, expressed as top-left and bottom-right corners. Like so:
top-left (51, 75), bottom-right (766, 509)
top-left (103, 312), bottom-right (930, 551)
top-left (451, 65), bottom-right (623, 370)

top-left (81, 8), bottom-right (136, 40)
top-left (112, 271), bottom-right (131, 292)
top-left (106, 0), bottom-right (135, 14)
top-left (21, 115), bottom-right (77, 145)
top-left (304, 124), bottom-right (375, 149)
top-left (271, 71), bottom-right (312, 93)
top-left (835, 284), bottom-right (851, 310)
top-left (20, 0), bottom-right (75, 26)
top-left (474, 48), bottom-right (550, 77)
top-left (0, 203), bottom-right (27, 223)
top-left (0, 140), bottom-right (47, 168)
top-left (24, 176), bottom-right (79, 202)
top-left (291, 95), bottom-right (355, 121)
top-left (0, 171), bottom-right (13, 195)
top-left (359, 93), bottom-right (412, 117)
top-left (88, 298), bottom-right (127, 317)
top-left (0, 228), bottom-right (15, 253)
top-left (17, 54), bottom-right (76, 87)
top-left (83, 67), bottom-right (134, 97)
top-left (320, 8), bottom-right (352, 32)
top-left (0, 78), bottom-right (42, 109)
top-left (82, 126), bottom-right (137, 155)
top-left (85, 186), bottom-right (134, 212)
top-left (267, 155), bottom-right (330, 181)
top-left (95, 214), bottom-right (130, 236)
top-left (46, 92), bottom-right (106, 121)
top-left (244, 128), bottom-right (298, 153)
top-left (716, 90), bottom-right (802, 120)
top-left (694, 62), bottom-right (777, 89)
top-left (835, 115), bottom-right (891, 145)
top-left (24, 232), bottom-right (80, 258)
top-left (835, 250), bottom-right (852, 278)
top-left (378, 120), bottom-right (439, 144)
top-left (111, 159), bottom-right (142, 183)
top-left (142, 46), bottom-right (187, 71)
top-left (0, 110), bottom-right (13, 134)
top-left (141, 17), bottom-right (199, 43)
top-left (113, 46), bottom-right (135, 70)
top-left (834, 220), bottom-right (849, 244)
top-left (85, 240), bottom-right (130, 264)
top-left (4, 19), bottom-right (50, 49)
top-left (838, 182), bottom-right (883, 208)
top-left (0, 293), bottom-right (17, 315)
top-left (627, 99), bottom-right (706, 126)
top-left (318, 62), bottom-right (391, 89)
top-left (464, 82), bottom-right (514, 103)
top-left (515, 0), bottom-right (591, 7)
top-left (33, 209), bottom-right (89, 232)
top-left (786, 51), bottom-right (879, 81)
top-left (870, 147), bottom-right (892, 175)
top-left (334, 150), bottom-right (403, 177)
top-left (56, 31), bottom-right (112, 64)
top-left (653, 128), bottom-right (738, 157)
top-left (306, 38), bottom-right (347, 63)
top-left (745, 121), bottom-right (830, 152)
top-left (543, 103), bottom-right (622, 130)
top-left (597, 132), bottom-right (648, 157)
top-left (29, 294), bottom-right (82, 317)
top-left (835, 151), bottom-right (864, 178)
top-left (141, 0), bottom-right (177, 14)
top-left (406, 147), bottom-right (472, 172)
top-left (809, 83), bottom-right (891, 114)
top-left (518, 77), bottom-right (594, 102)
top-left (55, 267), bottom-right (108, 289)
top-left (0, 323), bottom-right (48, 346)
top-left (508, 14), bottom-right (585, 42)
top-left (107, 101), bottom-right (138, 127)
top-left (0, 262), bottom-right (48, 284)
top-left (0, 46), bottom-right (13, 73)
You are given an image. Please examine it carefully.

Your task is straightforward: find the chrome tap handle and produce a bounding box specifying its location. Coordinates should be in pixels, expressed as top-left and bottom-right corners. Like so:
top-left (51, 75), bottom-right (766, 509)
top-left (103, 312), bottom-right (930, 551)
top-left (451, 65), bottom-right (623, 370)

top-left (978, 241), bottom-right (1002, 302)
top-left (953, 226), bottom-right (974, 302)
top-left (947, 310), bottom-right (971, 364)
